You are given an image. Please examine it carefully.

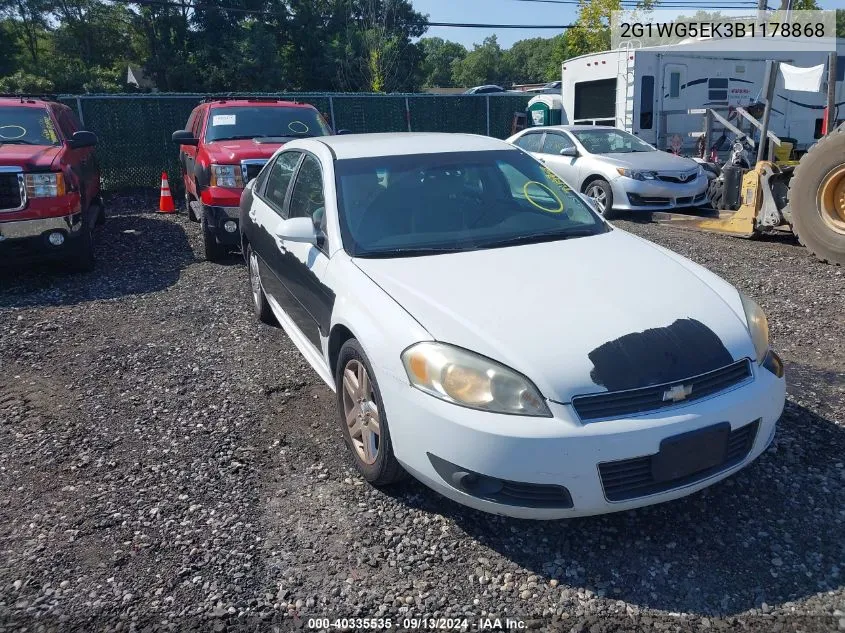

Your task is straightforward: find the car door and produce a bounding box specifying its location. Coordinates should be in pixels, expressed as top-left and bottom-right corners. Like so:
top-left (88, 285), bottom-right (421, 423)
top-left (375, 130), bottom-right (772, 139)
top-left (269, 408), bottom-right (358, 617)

top-left (54, 107), bottom-right (98, 211)
top-left (537, 131), bottom-right (579, 187)
top-left (271, 153), bottom-right (334, 348)
top-left (249, 150), bottom-right (303, 318)
top-left (181, 106), bottom-right (204, 196)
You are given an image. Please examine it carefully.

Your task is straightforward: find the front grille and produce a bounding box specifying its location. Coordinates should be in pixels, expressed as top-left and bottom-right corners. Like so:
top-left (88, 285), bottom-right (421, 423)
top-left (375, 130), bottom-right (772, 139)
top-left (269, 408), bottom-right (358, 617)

top-left (241, 161), bottom-right (267, 183)
top-left (657, 172), bottom-right (697, 184)
top-left (627, 193), bottom-right (670, 206)
top-left (0, 173), bottom-right (22, 211)
top-left (572, 359), bottom-right (752, 422)
top-left (598, 419), bottom-right (759, 501)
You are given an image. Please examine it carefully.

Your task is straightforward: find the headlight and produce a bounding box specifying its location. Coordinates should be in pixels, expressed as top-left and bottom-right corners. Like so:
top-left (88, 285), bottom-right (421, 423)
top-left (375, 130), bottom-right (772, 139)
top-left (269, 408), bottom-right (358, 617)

top-left (25, 173), bottom-right (65, 198)
top-left (739, 292), bottom-right (769, 363)
top-left (210, 164), bottom-right (244, 188)
top-left (616, 168), bottom-right (657, 181)
top-left (401, 342), bottom-right (550, 417)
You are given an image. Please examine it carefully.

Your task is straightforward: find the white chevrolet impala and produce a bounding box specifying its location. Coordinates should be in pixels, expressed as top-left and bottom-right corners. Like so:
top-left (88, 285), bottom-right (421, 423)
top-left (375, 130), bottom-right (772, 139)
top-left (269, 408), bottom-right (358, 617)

top-left (239, 132), bottom-right (785, 520)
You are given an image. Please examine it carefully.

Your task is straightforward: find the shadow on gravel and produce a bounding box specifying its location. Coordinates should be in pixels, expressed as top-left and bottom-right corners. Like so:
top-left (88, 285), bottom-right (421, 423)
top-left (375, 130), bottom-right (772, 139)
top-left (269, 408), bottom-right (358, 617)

top-left (386, 400), bottom-right (845, 617)
top-left (0, 212), bottom-right (194, 308)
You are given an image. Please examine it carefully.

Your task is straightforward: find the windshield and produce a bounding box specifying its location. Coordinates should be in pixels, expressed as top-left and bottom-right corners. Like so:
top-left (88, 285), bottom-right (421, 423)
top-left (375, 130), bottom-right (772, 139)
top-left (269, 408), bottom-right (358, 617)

top-left (335, 149), bottom-right (607, 258)
top-left (0, 106), bottom-right (60, 146)
top-left (205, 106), bottom-right (332, 142)
top-left (571, 128), bottom-right (655, 154)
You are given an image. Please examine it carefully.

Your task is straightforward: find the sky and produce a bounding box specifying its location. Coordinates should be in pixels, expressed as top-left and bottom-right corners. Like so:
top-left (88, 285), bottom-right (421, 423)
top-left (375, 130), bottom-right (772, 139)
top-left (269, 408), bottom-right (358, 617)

top-left (410, 0), bottom-right (841, 49)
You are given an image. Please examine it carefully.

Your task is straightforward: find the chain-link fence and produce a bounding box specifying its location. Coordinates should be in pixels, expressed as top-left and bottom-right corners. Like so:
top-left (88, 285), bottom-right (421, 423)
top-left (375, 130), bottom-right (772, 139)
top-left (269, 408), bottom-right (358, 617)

top-left (58, 93), bottom-right (533, 192)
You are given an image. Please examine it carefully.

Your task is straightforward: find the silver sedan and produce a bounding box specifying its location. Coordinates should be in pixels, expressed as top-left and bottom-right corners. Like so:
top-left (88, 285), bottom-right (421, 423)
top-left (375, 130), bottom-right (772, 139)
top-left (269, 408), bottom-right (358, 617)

top-left (506, 125), bottom-right (709, 217)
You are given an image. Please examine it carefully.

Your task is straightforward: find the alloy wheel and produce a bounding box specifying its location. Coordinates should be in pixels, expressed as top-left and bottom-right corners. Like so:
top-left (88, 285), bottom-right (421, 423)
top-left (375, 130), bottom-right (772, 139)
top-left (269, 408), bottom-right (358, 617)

top-left (341, 359), bottom-right (380, 465)
top-left (248, 250), bottom-right (262, 309)
top-left (586, 184), bottom-right (608, 213)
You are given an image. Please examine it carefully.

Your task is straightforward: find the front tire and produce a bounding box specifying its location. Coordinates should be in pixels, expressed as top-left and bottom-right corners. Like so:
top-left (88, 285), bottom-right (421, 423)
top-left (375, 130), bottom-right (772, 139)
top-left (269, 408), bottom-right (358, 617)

top-left (68, 212), bottom-right (96, 273)
top-left (201, 215), bottom-right (226, 262)
top-left (584, 179), bottom-right (615, 219)
top-left (336, 339), bottom-right (404, 486)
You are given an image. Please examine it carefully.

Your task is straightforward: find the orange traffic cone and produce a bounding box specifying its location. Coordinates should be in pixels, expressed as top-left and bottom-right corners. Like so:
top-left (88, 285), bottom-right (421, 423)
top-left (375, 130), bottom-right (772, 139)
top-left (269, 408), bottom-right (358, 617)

top-left (158, 171), bottom-right (175, 213)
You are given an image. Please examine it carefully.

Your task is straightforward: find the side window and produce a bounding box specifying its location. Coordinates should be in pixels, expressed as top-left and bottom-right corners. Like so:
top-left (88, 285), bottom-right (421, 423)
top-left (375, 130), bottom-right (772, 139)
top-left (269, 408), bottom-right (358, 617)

top-left (54, 109), bottom-right (76, 138)
top-left (262, 151), bottom-right (301, 215)
top-left (191, 108), bottom-right (205, 138)
top-left (542, 133), bottom-right (575, 155)
top-left (708, 78), bottom-right (729, 103)
top-left (515, 133), bottom-right (543, 152)
top-left (640, 75), bottom-right (654, 130)
top-left (288, 155), bottom-right (325, 226)
top-left (185, 109), bottom-right (197, 135)
top-left (669, 72), bottom-right (681, 99)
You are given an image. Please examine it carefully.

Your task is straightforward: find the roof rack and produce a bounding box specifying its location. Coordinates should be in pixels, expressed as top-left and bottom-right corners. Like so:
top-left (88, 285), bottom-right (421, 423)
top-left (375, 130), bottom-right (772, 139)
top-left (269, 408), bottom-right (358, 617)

top-left (0, 93), bottom-right (60, 102)
top-left (200, 96), bottom-right (290, 104)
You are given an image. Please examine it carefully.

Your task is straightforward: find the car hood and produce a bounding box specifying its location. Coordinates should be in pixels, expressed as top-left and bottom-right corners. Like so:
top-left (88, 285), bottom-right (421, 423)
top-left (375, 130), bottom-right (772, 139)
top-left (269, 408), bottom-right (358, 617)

top-left (354, 229), bottom-right (755, 403)
top-left (0, 143), bottom-right (62, 170)
top-left (204, 139), bottom-right (287, 162)
top-left (590, 150), bottom-right (700, 173)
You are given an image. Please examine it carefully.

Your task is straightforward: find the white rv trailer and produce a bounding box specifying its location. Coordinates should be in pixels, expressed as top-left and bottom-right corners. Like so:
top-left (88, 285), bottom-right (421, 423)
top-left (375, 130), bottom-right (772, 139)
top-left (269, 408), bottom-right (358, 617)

top-left (560, 37), bottom-right (844, 154)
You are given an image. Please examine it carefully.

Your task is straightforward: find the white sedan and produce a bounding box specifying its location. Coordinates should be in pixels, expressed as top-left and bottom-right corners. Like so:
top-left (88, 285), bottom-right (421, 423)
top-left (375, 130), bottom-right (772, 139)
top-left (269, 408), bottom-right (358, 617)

top-left (238, 132), bottom-right (785, 520)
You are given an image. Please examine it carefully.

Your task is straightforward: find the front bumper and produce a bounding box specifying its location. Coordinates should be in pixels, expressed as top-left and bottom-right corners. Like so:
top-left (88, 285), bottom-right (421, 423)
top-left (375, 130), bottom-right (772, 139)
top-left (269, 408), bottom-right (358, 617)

top-left (611, 175), bottom-right (709, 211)
top-left (0, 212), bottom-right (86, 260)
top-left (203, 205), bottom-right (240, 245)
top-left (380, 359), bottom-right (785, 519)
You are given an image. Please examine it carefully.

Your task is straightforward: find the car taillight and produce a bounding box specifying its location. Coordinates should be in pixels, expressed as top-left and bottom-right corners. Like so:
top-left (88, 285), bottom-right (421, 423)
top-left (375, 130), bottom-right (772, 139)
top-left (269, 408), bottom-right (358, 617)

top-left (24, 173), bottom-right (66, 198)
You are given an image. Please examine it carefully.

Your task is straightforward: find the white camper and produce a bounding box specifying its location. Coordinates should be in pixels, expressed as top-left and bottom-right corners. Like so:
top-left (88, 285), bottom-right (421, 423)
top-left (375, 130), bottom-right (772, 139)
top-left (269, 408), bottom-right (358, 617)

top-left (561, 37), bottom-right (844, 154)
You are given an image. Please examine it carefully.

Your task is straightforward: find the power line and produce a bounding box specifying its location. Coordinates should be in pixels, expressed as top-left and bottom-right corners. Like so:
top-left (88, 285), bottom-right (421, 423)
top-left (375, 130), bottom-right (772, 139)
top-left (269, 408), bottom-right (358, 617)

top-left (504, 0), bottom-right (758, 4)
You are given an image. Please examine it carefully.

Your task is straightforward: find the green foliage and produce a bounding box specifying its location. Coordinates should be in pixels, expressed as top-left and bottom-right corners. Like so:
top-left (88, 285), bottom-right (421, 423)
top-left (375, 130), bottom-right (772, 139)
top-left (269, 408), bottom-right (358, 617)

top-left (0, 69), bottom-right (54, 92)
top-left (419, 37), bottom-right (467, 88)
top-left (452, 36), bottom-right (508, 88)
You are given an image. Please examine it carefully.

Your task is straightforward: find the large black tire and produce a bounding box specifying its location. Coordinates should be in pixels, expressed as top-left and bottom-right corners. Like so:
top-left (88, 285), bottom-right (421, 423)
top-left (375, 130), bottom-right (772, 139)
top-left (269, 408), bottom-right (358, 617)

top-left (583, 178), bottom-right (615, 219)
top-left (335, 339), bottom-right (405, 487)
top-left (789, 127), bottom-right (845, 266)
top-left (246, 244), bottom-right (276, 326)
top-left (707, 178), bottom-right (725, 211)
top-left (68, 213), bottom-right (96, 273)
top-left (201, 215), bottom-right (226, 262)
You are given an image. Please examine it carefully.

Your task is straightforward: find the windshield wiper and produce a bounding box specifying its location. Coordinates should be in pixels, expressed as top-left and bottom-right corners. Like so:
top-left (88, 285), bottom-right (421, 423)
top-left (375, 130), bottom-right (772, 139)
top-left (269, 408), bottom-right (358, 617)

top-left (213, 134), bottom-right (263, 141)
top-left (477, 228), bottom-right (598, 249)
top-left (0, 139), bottom-right (38, 145)
top-left (356, 246), bottom-right (469, 258)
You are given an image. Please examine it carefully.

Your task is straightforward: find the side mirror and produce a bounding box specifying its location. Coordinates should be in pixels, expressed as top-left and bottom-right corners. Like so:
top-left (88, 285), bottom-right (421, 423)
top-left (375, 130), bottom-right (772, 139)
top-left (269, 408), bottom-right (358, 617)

top-left (172, 129), bottom-right (199, 146)
top-left (67, 130), bottom-right (97, 149)
top-left (560, 146), bottom-right (578, 157)
top-left (275, 217), bottom-right (317, 245)
top-left (336, 129), bottom-right (352, 135)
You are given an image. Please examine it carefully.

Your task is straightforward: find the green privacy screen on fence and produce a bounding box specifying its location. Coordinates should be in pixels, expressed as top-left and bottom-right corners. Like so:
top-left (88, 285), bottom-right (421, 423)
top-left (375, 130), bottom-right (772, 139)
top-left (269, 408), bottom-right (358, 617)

top-left (58, 93), bottom-right (533, 192)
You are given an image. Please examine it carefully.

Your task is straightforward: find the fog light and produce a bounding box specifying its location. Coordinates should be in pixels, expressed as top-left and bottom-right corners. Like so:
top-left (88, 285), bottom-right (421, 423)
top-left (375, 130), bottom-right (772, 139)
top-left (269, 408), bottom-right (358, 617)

top-left (223, 220), bottom-right (237, 233)
top-left (48, 231), bottom-right (65, 246)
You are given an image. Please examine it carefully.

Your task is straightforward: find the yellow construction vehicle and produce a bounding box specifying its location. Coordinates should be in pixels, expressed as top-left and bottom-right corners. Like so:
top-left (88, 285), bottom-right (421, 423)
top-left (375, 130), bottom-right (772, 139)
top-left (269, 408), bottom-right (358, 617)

top-left (677, 57), bottom-right (845, 266)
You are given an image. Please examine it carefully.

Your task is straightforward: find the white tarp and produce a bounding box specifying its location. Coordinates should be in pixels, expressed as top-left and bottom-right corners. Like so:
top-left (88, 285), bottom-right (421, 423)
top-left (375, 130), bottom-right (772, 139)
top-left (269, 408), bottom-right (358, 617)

top-left (779, 63), bottom-right (825, 92)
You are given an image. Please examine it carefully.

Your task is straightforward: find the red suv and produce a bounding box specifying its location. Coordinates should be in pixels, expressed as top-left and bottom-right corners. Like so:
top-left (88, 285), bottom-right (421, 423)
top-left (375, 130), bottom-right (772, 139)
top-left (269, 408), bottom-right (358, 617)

top-left (172, 99), bottom-right (335, 261)
top-left (0, 95), bottom-right (103, 271)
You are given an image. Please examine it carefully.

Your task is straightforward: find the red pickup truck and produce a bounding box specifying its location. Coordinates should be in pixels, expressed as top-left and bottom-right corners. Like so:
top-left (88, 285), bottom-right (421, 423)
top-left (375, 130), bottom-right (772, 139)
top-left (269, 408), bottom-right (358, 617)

top-left (0, 95), bottom-right (103, 271)
top-left (172, 98), bottom-right (335, 261)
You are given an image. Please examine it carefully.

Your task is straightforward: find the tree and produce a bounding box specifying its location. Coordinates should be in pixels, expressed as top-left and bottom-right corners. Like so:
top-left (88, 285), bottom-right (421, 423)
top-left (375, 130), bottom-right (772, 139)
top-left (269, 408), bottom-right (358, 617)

top-left (838, 9), bottom-right (844, 38)
top-left (419, 37), bottom-right (466, 88)
top-left (567, 0), bottom-right (654, 57)
top-left (451, 35), bottom-right (507, 88)
top-left (504, 37), bottom-right (556, 84)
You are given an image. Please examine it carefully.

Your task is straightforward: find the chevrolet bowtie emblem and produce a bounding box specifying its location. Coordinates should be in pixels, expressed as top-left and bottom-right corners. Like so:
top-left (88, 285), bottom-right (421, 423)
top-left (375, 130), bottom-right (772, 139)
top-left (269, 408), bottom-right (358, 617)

top-left (662, 384), bottom-right (693, 403)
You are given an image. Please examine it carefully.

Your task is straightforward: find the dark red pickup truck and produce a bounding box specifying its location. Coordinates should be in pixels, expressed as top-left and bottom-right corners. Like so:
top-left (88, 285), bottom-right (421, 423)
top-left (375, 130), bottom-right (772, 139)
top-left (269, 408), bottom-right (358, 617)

top-left (0, 96), bottom-right (103, 271)
top-left (172, 98), bottom-right (335, 261)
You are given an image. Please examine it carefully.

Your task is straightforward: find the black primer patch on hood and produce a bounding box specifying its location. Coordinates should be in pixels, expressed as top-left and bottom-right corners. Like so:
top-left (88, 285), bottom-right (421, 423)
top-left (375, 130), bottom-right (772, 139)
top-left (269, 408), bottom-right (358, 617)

top-left (588, 318), bottom-right (734, 392)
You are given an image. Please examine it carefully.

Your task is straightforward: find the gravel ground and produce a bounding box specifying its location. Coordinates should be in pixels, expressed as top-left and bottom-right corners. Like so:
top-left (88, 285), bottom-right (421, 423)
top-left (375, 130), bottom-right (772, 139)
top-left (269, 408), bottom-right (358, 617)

top-left (0, 202), bottom-right (843, 632)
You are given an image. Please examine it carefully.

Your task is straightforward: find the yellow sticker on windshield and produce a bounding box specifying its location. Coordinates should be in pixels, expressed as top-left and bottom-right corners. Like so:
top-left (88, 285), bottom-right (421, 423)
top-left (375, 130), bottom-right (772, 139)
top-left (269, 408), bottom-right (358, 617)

top-left (524, 181), bottom-right (563, 213)
top-left (542, 166), bottom-right (571, 191)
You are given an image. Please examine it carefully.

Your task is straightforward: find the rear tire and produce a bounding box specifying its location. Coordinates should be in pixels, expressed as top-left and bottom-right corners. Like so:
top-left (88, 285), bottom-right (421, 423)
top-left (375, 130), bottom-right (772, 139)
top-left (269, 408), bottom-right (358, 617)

top-left (201, 215), bottom-right (226, 262)
top-left (335, 339), bottom-right (405, 486)
top-left (707, 179), bottom-right (725, 211)
top-left (789, 127), bottom-right (845, 266)
top-left (246, 245), bottom-right (276, 326)
top-left (584, 179), bottom-right (615, 219)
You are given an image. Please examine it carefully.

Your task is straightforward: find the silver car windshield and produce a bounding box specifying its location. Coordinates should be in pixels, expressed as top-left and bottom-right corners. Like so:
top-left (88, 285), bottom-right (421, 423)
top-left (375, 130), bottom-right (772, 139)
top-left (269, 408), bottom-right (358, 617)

top-left (571, 129), bottom-right (655, 154)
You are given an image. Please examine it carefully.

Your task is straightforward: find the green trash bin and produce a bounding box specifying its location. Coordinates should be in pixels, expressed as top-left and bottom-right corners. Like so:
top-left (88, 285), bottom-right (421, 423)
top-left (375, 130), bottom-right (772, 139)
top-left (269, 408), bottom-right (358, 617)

top-left (527, 94), bottom-right (563, 127)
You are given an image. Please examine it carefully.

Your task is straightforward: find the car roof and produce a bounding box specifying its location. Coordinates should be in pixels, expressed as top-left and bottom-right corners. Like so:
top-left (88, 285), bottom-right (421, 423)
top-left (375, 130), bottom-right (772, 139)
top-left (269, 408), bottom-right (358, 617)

top-left (206, 100), bottom-right (316, 109)
top-left (0, 97), bottom-right (52, 109)
top-left (527, 125), bottom-right (620, 133)
top-left (300, 132), bottom-right (516, 160)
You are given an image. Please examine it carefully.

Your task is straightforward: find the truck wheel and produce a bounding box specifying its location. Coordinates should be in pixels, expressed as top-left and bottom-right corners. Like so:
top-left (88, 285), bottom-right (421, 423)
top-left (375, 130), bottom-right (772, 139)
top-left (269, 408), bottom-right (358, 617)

top-left (69, 216), bottom-right (96, 273)
top-left (707, 179), bottom-right (725, 210)
top-left (789, 127), bottom-right (845, 266)
top-left (201, 216), bottom-right (226, 262)
top-left (95, 202), bottom-right (106, 226)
